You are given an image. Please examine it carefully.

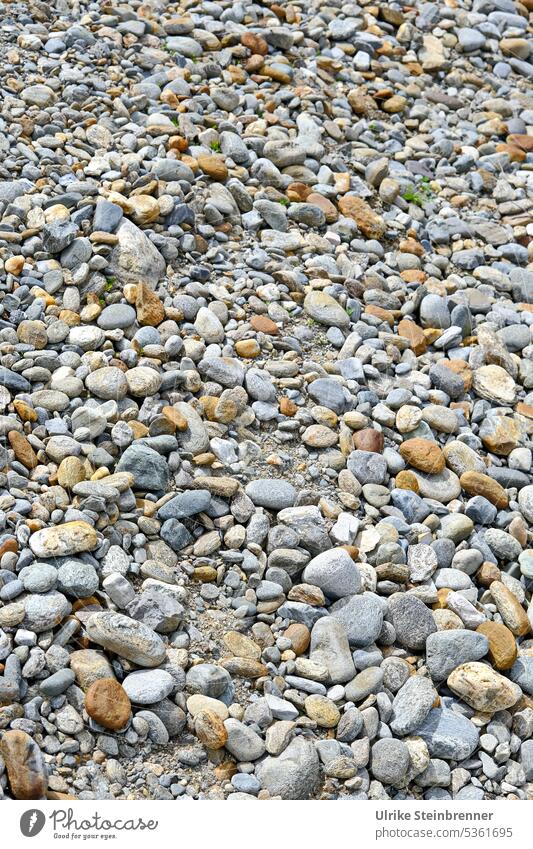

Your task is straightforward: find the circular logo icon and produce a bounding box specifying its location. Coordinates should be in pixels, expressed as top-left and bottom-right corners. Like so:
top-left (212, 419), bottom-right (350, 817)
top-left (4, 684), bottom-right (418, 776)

top-left (20, 809), bottom-right (46, 838)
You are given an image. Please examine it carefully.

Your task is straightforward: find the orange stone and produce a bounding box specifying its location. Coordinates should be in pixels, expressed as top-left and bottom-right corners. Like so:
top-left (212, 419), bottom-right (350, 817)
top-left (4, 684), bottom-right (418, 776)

top-left (476, 621), bottom-right (517, 671)
top-left (162, 406), bottom-right (189, 431)
top-left (459, 471), bottom-right (508, 509)
top-left (399, 438), bottom-right (445, 474)
top-left (337, 196), bottom-right (385, 239)
top-left (250, 314), bottom-right (279, 335)
top-left (85, 678), bottom-right (131, 731)
top-left (306, 192), bottom-right (339, 223)
top-left (398, 318), bottom-right (427, 355)
top-left (8, 431), bottom-right (38, 469)
top-left (280, 397), bottom-right (298, 416)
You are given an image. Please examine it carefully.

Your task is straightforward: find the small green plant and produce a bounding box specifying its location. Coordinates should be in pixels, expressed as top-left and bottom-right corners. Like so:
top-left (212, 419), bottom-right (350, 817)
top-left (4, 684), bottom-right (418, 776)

top-left (104, 276), bottom-right (115, 292)
top-left (278, 197), bottom-right (289, 206)
top-left (369, 121), bottom-right (377, 131)
top-left (171, 117), bottom-right (179, 127)
top-left (402, 180), bottom-right (435, 208)
top-left (346, 306), bottom-right (354, 317)
top-left (306, 318), bottom-right (317, 327)
top-left (99, 297), bottom-right (105, 307)
top-left (210, 140), bottom-right (221, 152)
top-left (164, 45), bottom-right (176, 56)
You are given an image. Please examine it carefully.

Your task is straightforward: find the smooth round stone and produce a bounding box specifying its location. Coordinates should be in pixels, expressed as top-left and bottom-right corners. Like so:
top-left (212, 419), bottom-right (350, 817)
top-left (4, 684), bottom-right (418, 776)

top-left (186, 663), bottom-right (231, 698)
top-left (412, 468), bottom-right (461, 503)
top-left (302, 547), bottom-right (361, 600)
top-left (97, 304), bottom-right (136, 329)
top-left (29, 521), bottom-right (98, 558)
top-left (23, 591), bottom-right (71, 633)
top-left (20, 563), bottom-right (58, 593)
top-left (126, 366), bottom-right (162, 397)
top-left (345, 666), bottom-right (384, 702)
top-left (426, 630), bottom-right (489, 681)
top-left (122, 669), bottom-right (174, 704)
top-left (371, 738), bottom-right (410, 785)
top-left (40, 668), bottom-right (76, 697)
top-left (85, 678), bottom-right (131, 730)
top-left (85, 367), bottom-right (128, 400)
top-left (330, 593), bottom-right (384, 647)
top-left (245, 479), bottom-right (296, 510)
top-left (86, 612), bottom-right (167, 667)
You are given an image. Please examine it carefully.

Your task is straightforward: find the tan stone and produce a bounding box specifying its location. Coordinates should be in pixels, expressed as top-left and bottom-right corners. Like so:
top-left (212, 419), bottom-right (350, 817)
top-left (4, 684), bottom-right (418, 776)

top-left (187, 695), bottom-right (229, 719)
top-left (447, 662), bottom-right (521, 713)
top-left (221, 657), bottom-right (267, 678)
top-left (306, 192), bottom-right (338, 223)
top-left (57, 456), bottom-right (86, 489)
top-left (480, 416), bottom-right (521, 456)
top-left (85, 678), bottom-right (131, 730)
top-left (223, 631), bottom-right (261, 660)
top-left (5, 255), bottom-right (24, 275)
top-left (70, 649), bottom-right (115, 690)
top-left (195, 709), bottom-right (228, 749)
top-left (161, 405), bottom-right (189, 431)
top-left (235, 339), bottom-right (260, 358)
top-left (302, 424), bottom-right (338, 448)
top-left (304, 694), bottom-right (340, 727)
top-left (284, 623), bottom-right (310, 655)
top-left (476, 621), bottom-right (517, 671)
top-left (13, 400), bottom-right (38, 422)
top-left (288, 584), bottom-right (326, 606)
top-left (400, 438), bottom-right (445, 474)
top-left (490, 581), bottom-right (531, 636)
top-left (476, 562), bottom-right (501, 588)
top-left (459, 471), bottom-right (508, 508)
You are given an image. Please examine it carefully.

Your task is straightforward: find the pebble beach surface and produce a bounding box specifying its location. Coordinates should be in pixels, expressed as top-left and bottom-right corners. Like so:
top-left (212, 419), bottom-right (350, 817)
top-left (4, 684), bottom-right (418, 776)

top-left (1, 0), bottom-right (533, 802)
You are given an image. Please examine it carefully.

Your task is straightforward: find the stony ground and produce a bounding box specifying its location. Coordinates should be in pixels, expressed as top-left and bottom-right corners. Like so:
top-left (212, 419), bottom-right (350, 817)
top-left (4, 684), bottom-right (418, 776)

top-left (1, 0), bottom-right (533, 803)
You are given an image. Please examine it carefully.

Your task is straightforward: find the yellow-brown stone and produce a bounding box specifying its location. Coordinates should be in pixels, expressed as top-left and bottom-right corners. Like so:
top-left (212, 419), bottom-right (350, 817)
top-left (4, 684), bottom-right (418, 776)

top-left (8, 431), bottom-right (38, 469)
top-left (398, 318), bottom-right (427, 355)
top-left (337, 196), bottom-right (385, 239)
top-left (477, 621), bottom-right (517, 671)
top-left (399, 438), bottom-right (445, 474)
top-left (459, 471), bottom-right (508, 508)
top-left (490, 581), bottom-right (531, 637)
top-left (194, 709), bottom-right (228, 749)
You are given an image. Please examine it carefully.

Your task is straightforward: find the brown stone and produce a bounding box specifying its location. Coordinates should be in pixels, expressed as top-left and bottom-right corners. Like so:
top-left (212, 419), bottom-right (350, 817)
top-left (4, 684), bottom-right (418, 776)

top-left (250, 314), bottom-right (279, 335)
top-left (8, 431), bottom-right (38, 469)
top-left (136, 281), bottom-right (165, 327)
top-left (280, 397), bottom-right (298, 416)
top-left (365, 304), bottom-right (394, 325)
top-left (398, 318), bottom-right (427, 355)
top-left (490, 581), bottom-right (531, 637)
top-left (85, 678), bottom-right (131, 730)
top-left (399, 438), bottom-right (445, 474)
top-left (477, 621), bottom-right (517, 671)
top-left (223, 631), bottom-right (261, 660)
top-left (57, 456), bottom-right (86, 489)
top-left (5, 255), bottom-right (24, 275)
top-left (0, 730), bottom-right (47, 799)
top-left (353, 428), bottom-right (384, 452)
top-left (241, 31), bottom-right (268, 55)
top-left (476, 561), bottom-right (501, 588)
top-left (197, 154), bottom-right (228, 182)
top-left (459, 471), bottom-right (508, 508)
top-left (194, 709), bottom-right (228, 749)
top-left (337, 196), bottom-right (385, 239)
top-left (284, 623), bottom-right (310, 655)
